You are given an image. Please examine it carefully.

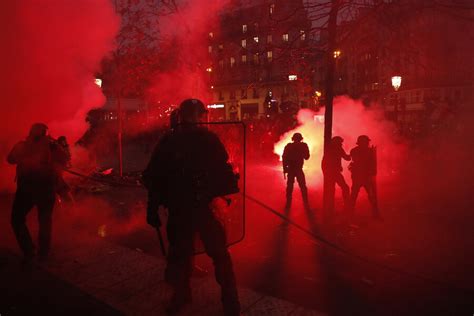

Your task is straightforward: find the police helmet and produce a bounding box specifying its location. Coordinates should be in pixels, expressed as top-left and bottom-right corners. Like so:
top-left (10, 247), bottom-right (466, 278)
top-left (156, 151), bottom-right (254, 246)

top-left (179, 99), bottom-right (208, 122)
top-left (356, 135), bottom-right (371, 145)
top-left (292, 133), bottom-right (303, 142)
top-left (331, 136), bottom-right (344, 144)
top-left (29, 123), bottom-right (48, 138)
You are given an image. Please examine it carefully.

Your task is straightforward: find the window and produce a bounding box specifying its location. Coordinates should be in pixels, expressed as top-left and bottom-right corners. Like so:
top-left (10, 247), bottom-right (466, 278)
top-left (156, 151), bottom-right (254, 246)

top-left (218, 90), bottom-right (224, 100)
top-left (230, 57), bottom-right (235, 68)
top-left (241, 89), bottom-right (247, 99)
top-left (230, 90), bottom-right (236, 99)
top-left (219, 60), bottom-right (224, 68)
top-left (267, 51), bottom-right (273, 62)
top-left (208, 46), bottom-right (212, 53)
top-left (282, 33), bottom-right (289, 42)
top-left (242, 24), bottom-right (247, 33)
top-left (269, 3), bottom-right (275, 15)
top-left (209, 32), bottom-right (214, 38)
top-left (300, 30), bottom-right (306, 41)
top-left (267, 35), bottom-right (272, 43)
top-left (253, 88), bottom-right (259, 98)
top-left (253, 53), bottom-right (259, 64)
top-left (254, 22), bottom-right (259, 31)
top-left (253, 36), bottom-right (259, 43)
top-left (241, 39), bottom-right (246, 48)
top-left (218, 44), bottom-right (224, 50)
top-left (241, 55), bottom-right (247, 63)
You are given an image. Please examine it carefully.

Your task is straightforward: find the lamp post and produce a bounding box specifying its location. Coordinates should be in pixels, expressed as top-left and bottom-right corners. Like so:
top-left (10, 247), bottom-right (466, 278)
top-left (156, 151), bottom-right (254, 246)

top-left (391, 75), bottom-right (402, 91)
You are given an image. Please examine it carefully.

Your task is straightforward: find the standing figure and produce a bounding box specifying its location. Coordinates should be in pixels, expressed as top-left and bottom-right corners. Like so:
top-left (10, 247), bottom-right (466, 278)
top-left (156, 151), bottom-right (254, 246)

top-left (349, 135), bottom-right (380, 218)
top-left (143, 99), bottom-right (240, 316)
top-left (282, 133), bottom-right (310, 210)
top-left (322, 136), bottom-right (351, 211)
top-left (56, 136), bottom-right (74, 204)
top-left (7, 123), bottom-right (67, 263)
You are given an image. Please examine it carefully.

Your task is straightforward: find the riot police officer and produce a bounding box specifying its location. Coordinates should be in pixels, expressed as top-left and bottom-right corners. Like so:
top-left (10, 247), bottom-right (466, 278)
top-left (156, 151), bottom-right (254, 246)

top-left (143, 99), bottom-right (240, 315)
top-left (349, 135), bottom-right (380, 218)
top-left (7, 123), bottom-right (67, 263)
top-left (282, 132), bottom-right (310, 210)
top-left (322, 136), bottom-right (351, 211)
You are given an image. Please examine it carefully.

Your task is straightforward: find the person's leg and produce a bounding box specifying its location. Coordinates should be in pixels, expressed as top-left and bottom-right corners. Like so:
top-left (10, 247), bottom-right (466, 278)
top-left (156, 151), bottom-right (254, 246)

top-left (11, 188), bottom-right (35, 260)
top-left (165, 212), bottom-right (194, 314)
top-left (335, 173), bottom-right (350, 211)
top-left (296, 169), bottom-right (309, 208)
top-left (285, 171), bottom-right (295, 209)
top-left (323, 173), bottom-right (336, 212)
top-left (364, 180), bottom-right (380, 218)
top-left (350, 178), bottom-right (362, 218)
top-left (199, 211), bottom-right (240, 316)
top-left (36, 191), bottom-right (55, 259)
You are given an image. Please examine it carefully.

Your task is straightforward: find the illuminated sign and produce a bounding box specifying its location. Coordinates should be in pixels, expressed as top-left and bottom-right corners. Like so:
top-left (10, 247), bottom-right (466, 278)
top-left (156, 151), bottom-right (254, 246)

top-left (288, 75), bottom-right (298, 81)
top-left (207, 104), bottom-right (225, 109)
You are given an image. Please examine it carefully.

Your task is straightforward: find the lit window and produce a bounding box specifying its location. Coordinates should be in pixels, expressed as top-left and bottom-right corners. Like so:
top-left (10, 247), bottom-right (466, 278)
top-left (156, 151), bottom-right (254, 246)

top-left (269, 4), bottom-right (275, 15)
top-left (209, 32), bottom-right (214, 38)
top-left (267, 51), bottom-right (273, 62)
top-left (300, 30), bottom-right (306, 41)
top-left (253, 53), bottom-right (259, 64)
top-left (242, 24), bottom-right (247, 33)
top-left (241, 39), bottom-right (246, 48)
top-left (208, 46), bottom-right (212, 53)
top-left (288, 74), bottom-right (298, 81)
top-left (253, 36), bottom-right (259, 43)
top-left (241, 55), bottom-right (247, 63)
top-left (230, 57), bottom-right (235, 67)
top-left (282, 33), bottom-right (289, 42)
top-left (218, 44), bottom-right (224, 50)
top-left (267, 35), bottom-right (272, 43)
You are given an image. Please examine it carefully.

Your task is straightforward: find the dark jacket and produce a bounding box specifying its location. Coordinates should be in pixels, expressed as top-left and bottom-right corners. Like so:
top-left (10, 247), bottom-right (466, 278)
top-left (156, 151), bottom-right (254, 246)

top-left (322, 144), bottom-right (351, 174)
top-left (349, 145), bottom-right (377, 179)
top-left (143, 126), bottom-right (230, 209)
top-left (282, 141), bottom-right (310, 172)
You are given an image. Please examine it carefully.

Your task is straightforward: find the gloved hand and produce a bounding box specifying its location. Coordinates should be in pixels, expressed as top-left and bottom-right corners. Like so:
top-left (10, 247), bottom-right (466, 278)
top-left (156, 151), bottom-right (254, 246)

top-left (147, 210), bottom-right (161, 228)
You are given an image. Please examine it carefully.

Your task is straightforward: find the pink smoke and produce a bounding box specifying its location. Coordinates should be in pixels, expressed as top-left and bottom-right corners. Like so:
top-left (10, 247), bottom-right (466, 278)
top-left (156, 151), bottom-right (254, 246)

top-left (0, 0), bottom-right (120, 190)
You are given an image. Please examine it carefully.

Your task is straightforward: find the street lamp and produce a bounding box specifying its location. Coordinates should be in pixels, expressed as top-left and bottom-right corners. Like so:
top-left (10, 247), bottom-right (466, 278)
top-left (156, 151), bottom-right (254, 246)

top-left (391, 76), bottom-right (402, 91)
top-left (94, 78), bottom-right (102, 88)
top-left (333, 50), bottom-right (341, 59)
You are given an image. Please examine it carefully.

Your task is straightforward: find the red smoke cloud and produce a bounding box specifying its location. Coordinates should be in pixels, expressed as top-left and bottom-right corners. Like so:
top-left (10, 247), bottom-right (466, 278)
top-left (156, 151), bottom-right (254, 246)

top-left (274, 96), bottom-right (407, 188)
top-left (146, 0), bottom-right (231, 105)
top-left (0, 0), bottom-right (120, 190)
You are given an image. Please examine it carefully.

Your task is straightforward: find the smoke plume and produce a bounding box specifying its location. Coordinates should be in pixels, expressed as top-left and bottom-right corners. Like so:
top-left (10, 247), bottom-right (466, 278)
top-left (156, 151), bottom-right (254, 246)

top-left (0, 0), bottom-right (120, 190)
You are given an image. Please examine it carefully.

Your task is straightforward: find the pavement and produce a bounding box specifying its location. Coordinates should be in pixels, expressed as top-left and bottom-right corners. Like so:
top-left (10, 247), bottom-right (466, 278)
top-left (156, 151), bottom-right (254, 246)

top-left (0, 235), bottom-right (325, 316)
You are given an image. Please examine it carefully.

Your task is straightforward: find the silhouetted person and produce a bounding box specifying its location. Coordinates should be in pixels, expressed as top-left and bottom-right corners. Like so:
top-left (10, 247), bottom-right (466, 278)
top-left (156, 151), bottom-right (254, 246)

top-left (349, 135), bottom-right (380, 219)
top-left (283, 133), bottom-right (310, 210)
top-left (56, 136), bottom-right (74, 204)
top-left (143, 99), bottom-right (240, 316)
top-left (322, 136), bottom-right (351, 211)
top-left (7, 123), bottom-right (67, 263)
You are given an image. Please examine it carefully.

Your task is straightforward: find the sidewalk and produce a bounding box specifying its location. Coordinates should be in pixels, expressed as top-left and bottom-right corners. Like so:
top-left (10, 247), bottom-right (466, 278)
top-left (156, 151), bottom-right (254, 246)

top-left (5, 237), bottom-right (325, 316)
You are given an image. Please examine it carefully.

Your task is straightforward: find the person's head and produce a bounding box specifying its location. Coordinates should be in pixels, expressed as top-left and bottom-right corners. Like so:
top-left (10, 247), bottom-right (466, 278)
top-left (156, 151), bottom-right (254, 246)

top-left (331, 136), bottom-right (344, 147)
top-left (58, 136), bottom-right (68, 146)
top-left (356, 135), bottom-right (371, 147)
top-left (178, 99), bottom-right (208, 124)
top-left (28, 123), bottom-right (48, 141)
top-left (292, 132), bottom-right (303, 143)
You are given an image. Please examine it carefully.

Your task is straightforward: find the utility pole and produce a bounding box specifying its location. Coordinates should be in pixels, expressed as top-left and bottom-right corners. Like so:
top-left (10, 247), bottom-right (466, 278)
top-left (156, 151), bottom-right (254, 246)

top-left (322, 0), bottom-right (340, 212)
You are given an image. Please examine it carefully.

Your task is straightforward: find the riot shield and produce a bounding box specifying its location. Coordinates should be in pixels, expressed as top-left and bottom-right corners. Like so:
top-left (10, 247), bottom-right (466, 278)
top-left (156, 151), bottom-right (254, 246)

top-left (192, 121), bottom-right (246, 254)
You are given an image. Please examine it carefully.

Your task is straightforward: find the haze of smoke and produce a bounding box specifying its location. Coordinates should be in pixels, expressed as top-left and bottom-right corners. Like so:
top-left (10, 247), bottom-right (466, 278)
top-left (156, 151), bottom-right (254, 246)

top-left (0, 0), bottom-right (120, 191)
top-left (274, 96), bottom-right (406, 187)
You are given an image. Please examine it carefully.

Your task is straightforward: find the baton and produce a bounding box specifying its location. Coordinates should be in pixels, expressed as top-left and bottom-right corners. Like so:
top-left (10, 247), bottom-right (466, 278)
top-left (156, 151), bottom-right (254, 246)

top-left (155, 226), bottom-right (167, 257)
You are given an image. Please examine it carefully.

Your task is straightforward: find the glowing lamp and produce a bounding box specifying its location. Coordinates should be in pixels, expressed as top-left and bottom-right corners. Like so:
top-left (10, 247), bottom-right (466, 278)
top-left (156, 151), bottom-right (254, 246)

top-left (207, 104), bottom-right (225, 109)
top-left (206, 67), bottom-right (213, 73)
top-left (288, 75), bottom-right (298, 81)
top-left (95, 78), bottom-right (102, 87)
top-left (391, 76), bottom-right (402, 91)
top-left (333, 50), bottom-right (341, 58)
top-left (314, 91), bottom-right (322, 98)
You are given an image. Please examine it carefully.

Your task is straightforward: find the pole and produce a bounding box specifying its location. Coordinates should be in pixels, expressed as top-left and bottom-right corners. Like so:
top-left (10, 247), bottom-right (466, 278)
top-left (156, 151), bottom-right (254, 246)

top-left (117, 96), bottom-right (123, 177)
top-left (323, 0), bottom-right (340, 212)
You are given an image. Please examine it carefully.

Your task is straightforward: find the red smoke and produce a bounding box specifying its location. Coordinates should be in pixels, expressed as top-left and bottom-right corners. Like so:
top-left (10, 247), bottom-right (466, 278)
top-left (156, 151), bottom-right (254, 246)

top-left (0, 0), bottom-right (120, 190)
top-left (274, 96), bottom-right (407, 188)
top-left (146, 0), bottom-right (231, 105)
